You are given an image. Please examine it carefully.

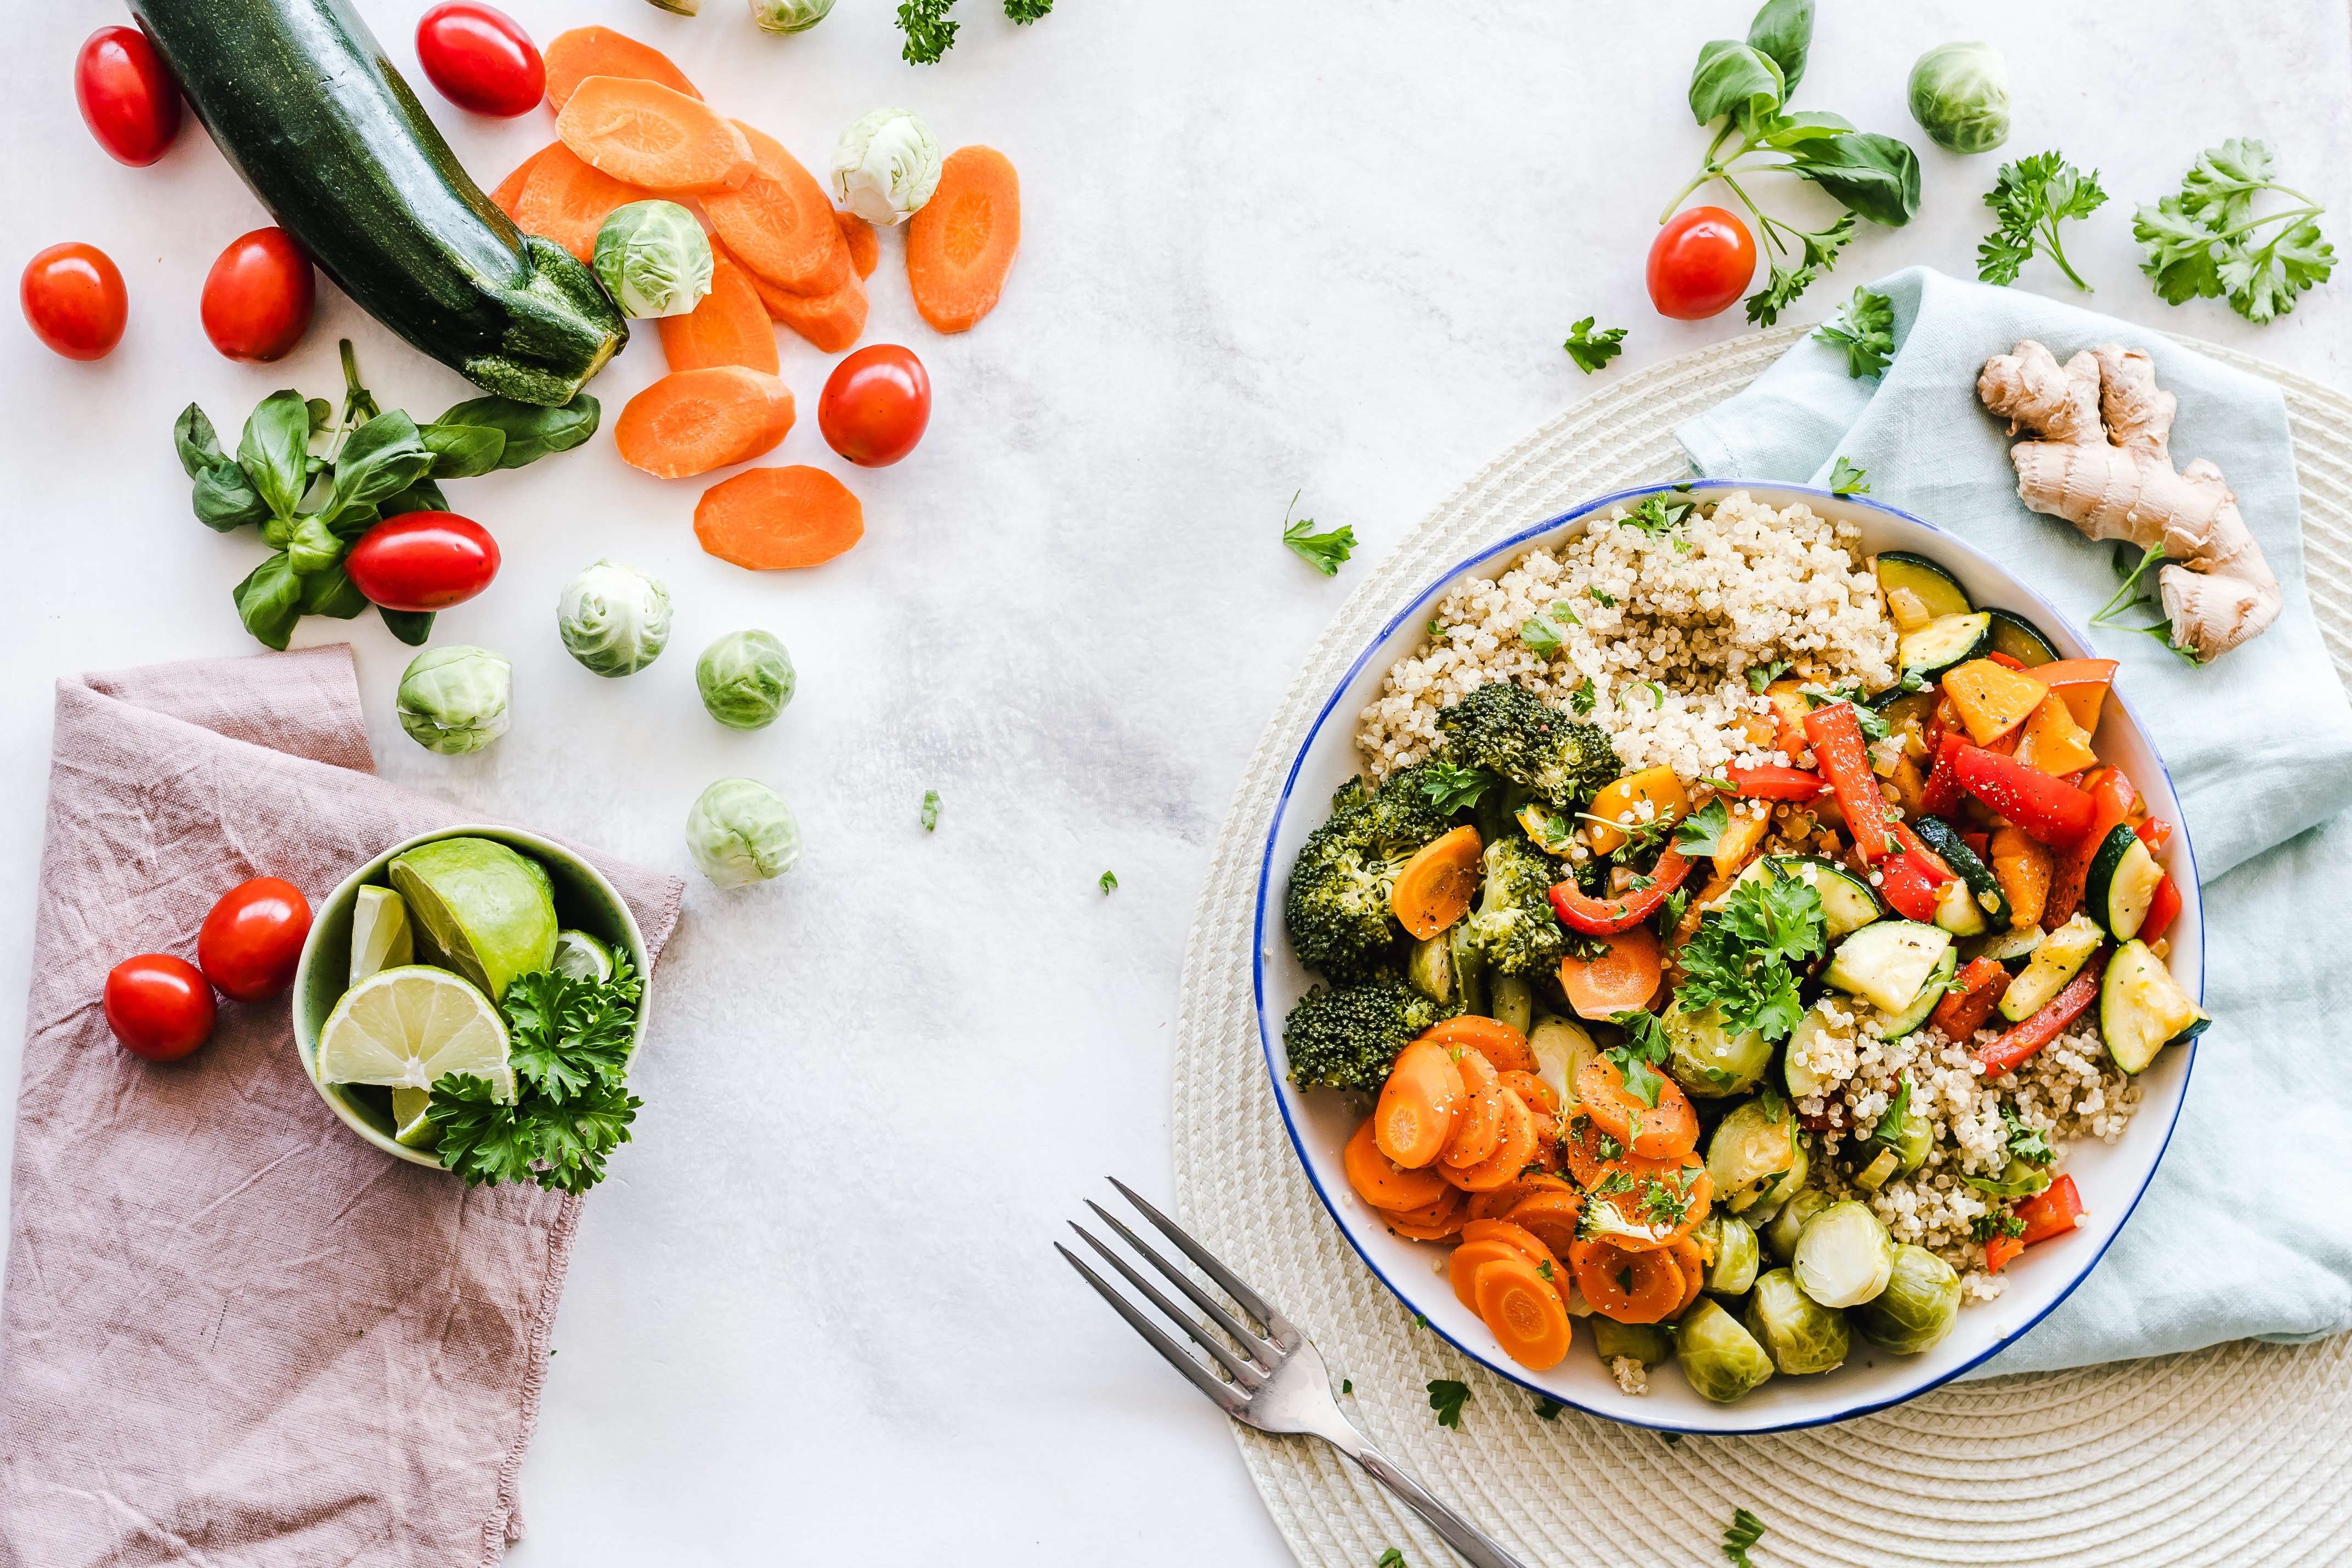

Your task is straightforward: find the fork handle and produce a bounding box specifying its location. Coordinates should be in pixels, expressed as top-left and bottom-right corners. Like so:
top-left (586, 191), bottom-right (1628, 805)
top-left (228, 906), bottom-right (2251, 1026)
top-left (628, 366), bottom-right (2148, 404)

top-left (1339, 1440), bottom-right (1532, 1568)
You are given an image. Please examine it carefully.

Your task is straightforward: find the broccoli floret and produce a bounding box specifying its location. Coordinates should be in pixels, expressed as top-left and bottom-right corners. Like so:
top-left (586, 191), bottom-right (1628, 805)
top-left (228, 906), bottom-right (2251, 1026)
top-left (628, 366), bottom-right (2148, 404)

top-left (1435, 683), bottom-right (1621, 809)
top-left (1461, 835), bottom-right (1570, 977)
top-left (1283, 975), bottom-right (1445, 1091)
top-left (1282, 774), bottom-right (1451, 983)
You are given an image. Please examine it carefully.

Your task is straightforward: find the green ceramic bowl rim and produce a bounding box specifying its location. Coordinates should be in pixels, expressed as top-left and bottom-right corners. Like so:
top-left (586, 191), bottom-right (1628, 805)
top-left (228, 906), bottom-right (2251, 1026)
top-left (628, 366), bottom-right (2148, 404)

top-left (289, 823), bottom-right (653, 1171)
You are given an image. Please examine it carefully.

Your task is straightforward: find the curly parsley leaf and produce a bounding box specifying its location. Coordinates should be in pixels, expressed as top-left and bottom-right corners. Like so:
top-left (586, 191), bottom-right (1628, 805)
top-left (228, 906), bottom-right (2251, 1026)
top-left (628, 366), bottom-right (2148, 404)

top-left (1279, 491), bottom-right (1355, 576)
top-left (895, 0), bottom-right (959, 63)
top-left (1519, 600), bottom-right (1581, 657)
top-left (1563, 316), bottom-right (1628, 374)
top-left (1620, 494), bottom-right (1694, 540)
top-left (1099, 870), bottom-right (1119, 896)
top-left (1828, 455), bottom-right (1870, 496)
top-left (1426, 1378), bottom-right (1469, 1430)
top-left (1377, 1552), bottom-right (1406, 1568)
top-left (1417, 760), bottom-right (1497, 814)
top-left (1723, 1508), bottom-right (1767, 1568)
top-left (2003, 1106), bottom-right (2055, 1166)
top-left (1675, 863), bottom-right (1823, 1041)
top-left (1971, 1209), bottom-right (2027, 1243)
top-left (1978, 151), bottom-right (2108, 291)
top-left (1569, 681), bottom-right (1598, 715)
top-left (1746, 659), bottom-right (1791, 693)
top-left (1813, 286), bottom-right (1895, 378)
top-left (1607, 1007), bottom-right (1674, 1108)
top-left (1004, 0), bottom-right (1051, 20)
top-left (1673, 799), bottom-right (1733, 857)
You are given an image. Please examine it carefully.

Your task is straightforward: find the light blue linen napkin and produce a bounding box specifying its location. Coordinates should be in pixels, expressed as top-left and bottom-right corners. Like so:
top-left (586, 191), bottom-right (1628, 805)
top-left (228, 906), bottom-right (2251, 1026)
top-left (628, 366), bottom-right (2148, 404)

top-left (1678, 265), bottom-right (2352, 1375)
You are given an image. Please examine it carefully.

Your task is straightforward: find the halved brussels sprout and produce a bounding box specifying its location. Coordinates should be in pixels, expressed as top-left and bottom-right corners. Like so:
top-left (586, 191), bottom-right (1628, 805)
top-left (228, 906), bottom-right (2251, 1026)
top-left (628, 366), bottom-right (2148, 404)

top-left (1907, 41), bottom-right (2011, 156)
top-left (1664, 998), bottom-right (1774, 1097)
top-left (1698, 1213), bottom-right (1760, 1297)
top-left (1491, 973), bottom-right (1534, 1038)
top-left (1673, 1298), bottom-right (1776, 1403)
top-left (1889, 1103), bottom-right (1933, 1178)
top-left (1793, 1199), bottom-right (1897, 1308)
top-left (1529, 1014), bottom-right (1598, 1110)
top-left (1851, 1244), bottom-right (1963, 1355)
top-left (1744, 1266), bottom-right (1852, 1374)
top-left (1965, 1157), bottom-right (2053, 1199)
top-left (1589, 1317), bottom-right (1671, 1367)
top-left (1407, 932), bottom-right (1458, 1005)
top-left (829, 107), bottom-right (942, 227)
top-left (1706, 1096), bottom-right (1801, 1213)
top-left (1763, 1187), bottom-right (1833, 1265)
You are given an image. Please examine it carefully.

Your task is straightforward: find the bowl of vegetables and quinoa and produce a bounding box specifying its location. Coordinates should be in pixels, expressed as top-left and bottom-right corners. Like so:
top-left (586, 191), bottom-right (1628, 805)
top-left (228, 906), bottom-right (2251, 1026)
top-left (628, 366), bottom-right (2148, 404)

top-left (1253, 481), bottom-right (2203, 1433)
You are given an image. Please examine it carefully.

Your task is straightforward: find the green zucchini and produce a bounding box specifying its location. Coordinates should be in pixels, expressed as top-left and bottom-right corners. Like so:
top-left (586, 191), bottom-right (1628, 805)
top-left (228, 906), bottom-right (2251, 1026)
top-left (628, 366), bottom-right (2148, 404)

top-left (2100, 939), bottom-right (2208, 1073)
top-left (1874, 552), bottom-right (1973, 620)
top-left (1909, 814), bottom-right (2009, 926)
top-left (2084, 824), bottom-right (2164, 940)
top-left (1731, 854), bottom-right (1882, 938)
top-left (1878, 944), bottom-right (1958, 1034)
top-left (1970, 921), bottom-right (2046, 965)
top-left (1998, 913), bottom-right (2104, 1020)
top-left (1896, 612), bottom-right (1994, 679)
top-left (1985, 608), bottom-right (2060, 668)
top-left (131, 0), bottom-right (626, 405)
top-left (1932, 876), bottom-right (1988, 937)
top-left (1824, 920), bottom-right (1952, 1014)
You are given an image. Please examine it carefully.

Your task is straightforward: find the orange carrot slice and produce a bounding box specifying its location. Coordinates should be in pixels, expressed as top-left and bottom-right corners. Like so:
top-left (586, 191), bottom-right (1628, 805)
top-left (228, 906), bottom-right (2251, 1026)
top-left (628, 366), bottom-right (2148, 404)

top-left (1474, 1254), bottom-right (1573, 1370)
top-left (1465, 1172), bottom-right (1575, 1224)
top-left (1447, 1089), bottom-right (1538, 1192)
top-left (907, 145), bottom-right (1020, 333)
top-left (614, 367), bottom-right (793, 480)
top-left (1417, 1016), bottom-right (1536, 1074)
top-left (1372, 1037), bottom-right (1466, 1169)
top-left (556, 76), bottom-right (754, 196)
top-left (657, 246), bottom-right (779, 375)
top-left (1390, 825), bottom-right (1482, 940)
top-left (1575, 1056), bottom-right (1698, 1160)
top-left (835, 210), bottom-right (879, 279)
top-left (694, 466), bottom-right (864, 571)
top-left (489, 143), bottom-right (557, 218)
top-left (1343, 1116), bottom-right (1450, 1213)
top-left (1667, 1236), bottom-right (1707, 1317)
top-left (1446, 1237), bottom-right (1530, 1310)
top-left (543, 27), bottom-right (702, 112)
top-left (704, 123), bottom-right (851, 296)
top-left (1558, 926), bottom-right (1664, 1020)
top-left (1375, 1188), bottom-right (1467, 1241)
top-left (1499, 1068), bottom-right (1557, 1118)
top-left (514, 145), bottom-right (646, 263)
top-left (748, 265), bottom-right (869, 355)
top-left (1440, 1048), bottom-right (1506, 1170)
top-left (1503, 1190), bottom-right (1585, 1258)
top-left (1569, 1237), bottom-right (1684, 1324)
top-left (1457, 1217), bottom-right (1562, 1277)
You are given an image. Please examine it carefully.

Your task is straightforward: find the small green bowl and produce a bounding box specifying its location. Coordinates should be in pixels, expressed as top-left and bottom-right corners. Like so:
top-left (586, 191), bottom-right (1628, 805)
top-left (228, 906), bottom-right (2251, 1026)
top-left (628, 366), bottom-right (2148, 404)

top-left (291, 824), bottom-right (653, 1170)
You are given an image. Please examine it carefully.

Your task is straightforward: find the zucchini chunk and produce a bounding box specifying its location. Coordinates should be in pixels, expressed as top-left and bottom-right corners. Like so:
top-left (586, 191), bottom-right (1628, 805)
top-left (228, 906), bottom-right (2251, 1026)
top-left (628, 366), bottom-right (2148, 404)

top-left (1878, 945), bottom-right (1958, 1035)
top-left (1971, 921), bottom-right (2046, 964)
top-left (1932, 876), bottom-right (1988, 937)
top-left (1896, 612), bottom-right (1995, 680)
top-left (1874, 552), bottom-right (1974, 620)
top-left (2100, 939), bottom-right (2208, 1073)
top-left (1824, 921), bottom-right (1952, 1015)
top-left (1998, 913), bottom-right (2104, 1020)
top-left (1730, 854), bottom-right (1883, 939)
top-left (1908, 814), bottom-right (2010, 926)
top-left (1985, 608), bottom-right (2061, 668)
top-left (2084, 824), bottom-right (2165, 940)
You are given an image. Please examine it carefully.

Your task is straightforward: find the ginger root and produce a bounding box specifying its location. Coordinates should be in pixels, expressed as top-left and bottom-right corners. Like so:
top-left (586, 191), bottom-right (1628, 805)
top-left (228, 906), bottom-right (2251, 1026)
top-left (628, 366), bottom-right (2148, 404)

top-left (1976, 339), bottom-right (2280, 661)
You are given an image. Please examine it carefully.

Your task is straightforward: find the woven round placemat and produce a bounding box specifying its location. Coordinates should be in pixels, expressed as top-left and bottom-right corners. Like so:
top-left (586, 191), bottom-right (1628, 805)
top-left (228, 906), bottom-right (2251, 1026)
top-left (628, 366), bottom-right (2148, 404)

top-left (1171, 324), bottom-right (2352, 1567)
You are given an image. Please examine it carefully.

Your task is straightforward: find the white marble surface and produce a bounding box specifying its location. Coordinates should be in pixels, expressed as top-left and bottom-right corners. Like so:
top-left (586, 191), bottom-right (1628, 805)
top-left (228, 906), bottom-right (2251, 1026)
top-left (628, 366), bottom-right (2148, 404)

top-left (7, 1), bottom-right (2352, 1560)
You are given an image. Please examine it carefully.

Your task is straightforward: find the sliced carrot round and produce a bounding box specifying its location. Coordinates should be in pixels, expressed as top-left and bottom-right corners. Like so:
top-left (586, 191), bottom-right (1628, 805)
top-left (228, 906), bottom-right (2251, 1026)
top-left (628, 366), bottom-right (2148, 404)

top-left (1575, 1055), bottom-right (1699, 1160)
top-left (1474, 1255), bottom-right (1574, 1370)
top-left (835, 209), bottom-right (879, 279)
top-left (1667, 1235), bottom-right (1708, 1317)
top-left (1377, 1186), bottom-right (1465, 1232)
top-left (1503, 1190), bottom-right (1586, 1259)
top-left (906, 145), bottom-right (1021, 333)
top-left (1419, 1016), bottom-right (1536, 1073)
top-left (1447, 1088), bottom-right (1539, 1191)
top-left (1390, 825), bottom-right (1482, 939)
top-left (1378, 1207), bottom-right (1468, 1242)
top-left (1558, 924), bottom-right (1664, 1020)
top-left (1440, 1048), bottom-right (1505, 1170)
top-left (615, 367), bottom-right (793, 480)
top-left (706, 123), bottom-right (852, 296)
top-left (1343, 1116), bottom-right (1450, 1212)
top-left (657, 246), bottom-right (779, 376)
top-left (556, 76), bottom-right (754, 196)
top-left (1466, 1173), bottom-right (1576, 1224)
top-left (1457, 1216), bottom-right (1560, 1273)
top-left (694, 466), bottom-right (865, 571)
top-left (749, 266), bottom-right (869, 355)
top-left (489, 143), bottom-right (558, 219)
top-left (543, 26), bottom-right (702, 112)
top-left (1372, 1038), bottom-right (1465, 1169)
top-left (1499, 1068), bottom-right (1557, 1117)
top-left (1446, 1237), bottom-right (1530, 1311)
top-left (1568, 1237), bottom-right (1685, 1324)
top-left (513, 144), bottom-right (645, 263)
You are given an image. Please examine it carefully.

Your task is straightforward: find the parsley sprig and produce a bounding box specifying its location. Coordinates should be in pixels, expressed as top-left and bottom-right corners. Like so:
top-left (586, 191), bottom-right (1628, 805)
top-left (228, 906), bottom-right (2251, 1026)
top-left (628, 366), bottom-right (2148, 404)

top-left (1813, 285), bottom-right (1894, 378)
top-left (1607, 1007), bottom-right (1675, 1110)
top-left (1426, 1377), bottom-right (1470, 1430)
top-left (1675, 862), bottom-right (1824, 1041)
top-left (1280, 491), bottom-right (1355, 576)
top-left (1828, 456), bottom-right (1869, 496)
top-left (1978, 151), bottom-right (2108, 291)
top-left (2135, 138), bottom-right (2333, 324)
top-left (1722, 1508), bottom-right (1767, 1568)
top-left (1417, 760), bottom-right (1497, 814)
top-left (1563, 316), bottom-right (1628, 374)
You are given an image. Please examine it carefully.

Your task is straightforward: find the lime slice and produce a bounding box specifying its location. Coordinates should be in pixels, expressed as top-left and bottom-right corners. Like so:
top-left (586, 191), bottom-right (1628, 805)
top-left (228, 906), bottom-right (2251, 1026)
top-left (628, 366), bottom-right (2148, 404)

top-left (387, 837), bottom-right (557, 1003)
top-left (551, 929), bottom-right (613, 982)
top-left (316, 965), bottom-right (514, 1099)
top-left (350, 885), bottom-right (415, 985)
top-left (391, 1086), bottom-right (439, 1148)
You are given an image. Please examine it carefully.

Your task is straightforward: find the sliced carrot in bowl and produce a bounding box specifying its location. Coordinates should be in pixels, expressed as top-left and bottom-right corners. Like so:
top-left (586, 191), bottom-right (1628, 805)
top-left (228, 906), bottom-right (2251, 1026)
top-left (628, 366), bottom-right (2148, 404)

top-left (1372, 1037), bottom-right (1466, 1169)
top-left (1390, 825), bottom-right (1481, 939)
top-left (1343, 1115), bottom-right (1450, 1212)
top-left (1474, 1254), bottom-right (1573, 1370)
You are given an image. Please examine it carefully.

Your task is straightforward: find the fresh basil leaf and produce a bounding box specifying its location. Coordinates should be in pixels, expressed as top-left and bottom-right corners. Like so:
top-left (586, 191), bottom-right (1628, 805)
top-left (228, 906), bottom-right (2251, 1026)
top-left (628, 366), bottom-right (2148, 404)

top-left (173, 404), bottom-right (226, 478)
top-left (1688, 39), bottom-right (1784, 129)
top-left (287, 515), bottom-right (347, 575)
top-left (379, 607), bottom-right (437, 646)
top-left (433, 393), bottom-right (601, 470)
top-left (192, 461), bottom-right (271, 533)
top-left (298, 562), bottom-right (371, 619)
top-left (381, 477), bottom-right (451, 517)
top-left (1759, 110), bottom-right (1855, 150)
top-left (233, 552), bottom-right (305, 650)
top-left (421, 422), bottom-right (507, 479)
top-left (237, 391), bottom-right (314, 520)
top-left (1790, 132), bottom-right (1923, 227)
top-left (321, 411), bottom-right (434, 523)
top-left (1745, 0), bottom-right (1813, 95)
top-left (325, 504), bottom-right (381, 542)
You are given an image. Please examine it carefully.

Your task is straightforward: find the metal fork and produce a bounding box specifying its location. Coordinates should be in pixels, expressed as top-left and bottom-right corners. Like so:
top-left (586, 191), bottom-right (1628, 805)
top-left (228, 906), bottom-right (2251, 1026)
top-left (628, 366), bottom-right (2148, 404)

top-left (1060, 1178), bottom-right (1530, 1568)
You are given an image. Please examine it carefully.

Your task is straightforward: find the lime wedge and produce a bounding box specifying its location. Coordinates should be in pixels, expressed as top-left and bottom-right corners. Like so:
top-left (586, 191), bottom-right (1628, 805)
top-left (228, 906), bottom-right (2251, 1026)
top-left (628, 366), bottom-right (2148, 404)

top-left (391, 1086), bottom-right (439, 1148)
top-left (316, 965), bottom-right (513, 1100)
top-left (387, 837), bottom-right (557, 1002)
top-left (551, 929), bottom-right (613, 982)
top-left (350, 885), bottom-right (415, 985)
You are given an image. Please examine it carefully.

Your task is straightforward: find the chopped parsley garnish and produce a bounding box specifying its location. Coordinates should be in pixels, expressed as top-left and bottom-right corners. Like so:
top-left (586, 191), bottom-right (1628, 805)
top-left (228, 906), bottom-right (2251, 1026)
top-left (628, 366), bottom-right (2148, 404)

top-left (1866, 1073), bottom-right (1915, 1152)
top-left (1621, 494), bottom-right (1695, 540)
top-left (1971, 1210), bottom-right (2027, 1242)
top-left (1615, 1264), bottom-right (1636, 1297)
top-left (1537, 1258), bottom-right (1555, 1281)
top-left (1099, 870), bottom-right (1119, 896)
top-left (1426, 1378), bottom-right (1469, 1430)
top-left (1828, 455), bottom-right (1871, 496)
top-left (920, 789), bottom-right (941, 832)
top-left (1746, 659), bottom-right (1792, 693)
top-left (1342, 1379), bottom-right (1353, 1394)
top-left (1533, 1397), bottom-right (1563, 1421)
top-left (1280, 490), bottom-right (1355, 575)
top-left (1563, 315), bottom-right (1628, 373)
top-left (1569, 681), bottom-right (1598, 715)
top-left (1591, 588), bottom-right (1618, 608)
top-left (1642, 680), bottom-right (1667, 710)
top-left (1417, 759), bottom-right (1497, 813)
top-left (1674, 861), bottom-right (1824, 1042)
top-left (1377, 1552), bottom-right (1406, 1568)
top-left (1722, 1508), bottom-right (1767, 1568)
top-left (1519, 600), bottom-right (1582, 657)
top-left (1606, 1007), bottom-right (1674, 1108)
top-left (1426, 618), bottom-right (1448, 639)
top-left (2004, 1106), bottom-right (2056, 1166)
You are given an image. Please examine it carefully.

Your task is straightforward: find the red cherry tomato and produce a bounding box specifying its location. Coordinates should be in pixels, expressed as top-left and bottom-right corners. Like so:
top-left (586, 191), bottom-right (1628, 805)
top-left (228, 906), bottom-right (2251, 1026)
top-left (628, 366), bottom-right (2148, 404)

top-left (1646, 206), bottom-right (1758, 321)
top-left (344, 513), bottom-right (502, 612)
top-left (104, 954), bottom-right (217, 1061)
top-left (198, 878), bottom-right (313, 1004)
top-left (818, 345), bottom-right (931, 467)
top-left (21, 243), bottom-right (128, 361)
top-left (75, 26), bottom-right (182, 167)
top-left (415, 2), bottom-right (545, 118)
top-left (201, 228), bottom-right (314, 363)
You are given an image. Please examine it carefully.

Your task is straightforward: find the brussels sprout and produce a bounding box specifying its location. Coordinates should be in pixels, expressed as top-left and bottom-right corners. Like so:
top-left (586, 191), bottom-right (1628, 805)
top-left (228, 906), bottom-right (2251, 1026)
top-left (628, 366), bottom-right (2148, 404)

top-left (1793, 1199), bottom-right (1897, 1308)
top-left (829, 107), bottom-right (943, 227)
top-left (697, 630), bottom-right (796, 731)
top-left (1889, 1103), bottom-right (1933, 1178)
top-left (686, 777), bottom-right (802, 886)
top-left (1529, 1014), bottom-right (1598, 1110)
top-left (396, 646), bottom-right (512, 755)
top-left (592, 201), bottom-right (715, 319)
top-left (1491, 973), bottom-right (1534, 1037)
top-left (557, 561), bottom-right (672, 677)
top-left (1743, 1267), bottom-right (1852, 1374)
top-left (1698, 1214), bottom-right (1760, 1297)
top-left (1706, 1095), bottom-right (1801, 1213)
top-left (748, 0), bottom-right (834, 31)
top-left (1852, 1244), bottom-right (1963, 1355)
top-left (1590, 1317), bottom-right (1671, 1367)
top-left (1406, 931), bottom-right (1457, 1005)
top-left (1763, 1186), bottom-right (1832, 1264)
top-left (1907, 42), bottom-right (2011, 155)
top-left (1673, 1298), bottom-right (1776, 1403)
top-left (1663, 998), bottom-right (1773, 1097)
top-left (1784, 999), bottom-right (1857, 1099)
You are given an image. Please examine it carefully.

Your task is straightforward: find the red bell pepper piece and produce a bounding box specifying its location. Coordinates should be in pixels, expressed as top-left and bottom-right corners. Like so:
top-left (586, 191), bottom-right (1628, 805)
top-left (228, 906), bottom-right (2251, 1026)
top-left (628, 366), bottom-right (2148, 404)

top-left (2136, 816), bottom-right (2174, 852)
top-left (1974, 948), bottom-right (2109, 1077)
top-left (1889, 822), bottom-right (1954, 882)
top-left (2141, 874), bottom-right (2181, 943)
top-left (1930, 957), bottom-right (2011, 1041)
top-left (1547, 846), bottom-right (1696, 935)
top-left (1876, 851), bottom-right (1946, 922)
top-left (1960, 830), bottom-right (1989, 857)
top-left (1984, 1230), bottom-right (2027, 1273)
top-left (2014, 1174), bottom-right (2087, 1246)
top-left (2045, 769), bottom-right (2136, 926)
top-left (1952, 744), bottom-right (2096, 848)
top-left (1803, 702), bottom-right (1895, 864)
top-left (1984, 649), bottom-right (2027, 670)
top-left (1726, 763), bottom-right (1825, 800)
top-left (1919, 733), bottom-right (1967, 819)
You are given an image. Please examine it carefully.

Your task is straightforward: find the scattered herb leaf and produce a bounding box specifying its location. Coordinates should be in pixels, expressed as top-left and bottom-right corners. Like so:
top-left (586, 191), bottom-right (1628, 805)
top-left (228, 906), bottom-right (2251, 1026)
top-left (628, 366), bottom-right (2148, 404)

top-left (1418, 760), bottom-right (1498, 814)
top-left (1979, 151), bottom-right (2108, 291)
top-left (1281, 490), bottom-right (1356, 576)
top-left (1828, 456), bottom-right (1870, 496)
top-left (920, 789), bottom-right (941, 832)
top-left (1814, 286), bottom-right (1895, 378)
top-left (1426, 1378), bottom-right (1469, 1430)
top-left (1099, 871), bottom-right (1119, 896)
top-left (1723, 1507), bottom-right (1767, 1568)
top-left (1563, 316), bottom-right (1628, 374)
top-left (2134, 138), bottom-right (2333, 324)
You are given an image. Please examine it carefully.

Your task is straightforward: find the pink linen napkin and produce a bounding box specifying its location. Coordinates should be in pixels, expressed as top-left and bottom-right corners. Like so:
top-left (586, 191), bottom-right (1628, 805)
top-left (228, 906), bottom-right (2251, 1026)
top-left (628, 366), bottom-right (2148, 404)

top-left (0, 647), bottom-right (682, 1567)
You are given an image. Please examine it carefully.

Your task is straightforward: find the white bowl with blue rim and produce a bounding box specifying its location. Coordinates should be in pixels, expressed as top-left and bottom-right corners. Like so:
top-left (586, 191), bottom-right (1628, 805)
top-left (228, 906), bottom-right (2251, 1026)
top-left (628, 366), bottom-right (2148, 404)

top-left (1251, 480), bottom-right (2202, 1434)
